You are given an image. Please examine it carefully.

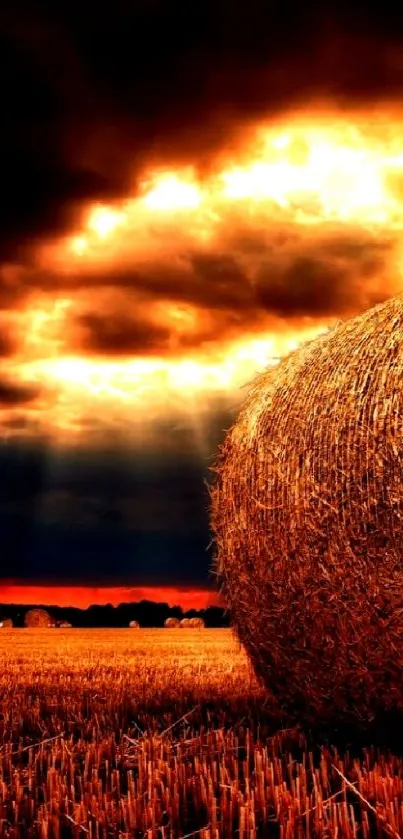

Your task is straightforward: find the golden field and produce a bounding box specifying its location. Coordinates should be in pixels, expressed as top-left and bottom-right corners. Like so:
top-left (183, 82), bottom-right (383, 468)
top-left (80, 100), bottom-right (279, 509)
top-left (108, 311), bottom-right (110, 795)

top-left (0, 628), bottom-right (402, 838)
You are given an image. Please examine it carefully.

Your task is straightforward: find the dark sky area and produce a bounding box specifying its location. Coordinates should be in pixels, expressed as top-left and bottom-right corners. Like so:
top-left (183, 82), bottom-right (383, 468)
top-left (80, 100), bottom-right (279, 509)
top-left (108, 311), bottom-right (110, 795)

top-left (0, 411), bottom-right (232, 589)
top-left (2, 0), bottom-right (403, 254)
top-left (1, 0), bottom-right (403, 604)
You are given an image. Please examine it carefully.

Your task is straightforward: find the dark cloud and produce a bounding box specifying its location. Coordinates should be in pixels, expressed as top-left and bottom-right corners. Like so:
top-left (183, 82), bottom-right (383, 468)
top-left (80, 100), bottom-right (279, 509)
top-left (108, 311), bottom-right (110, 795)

top-left (253, 236), bottom-right (393, 317)
top-left (77, 313), bottom-right (174, 356)
top-left (0, 380), bottom-right (40, 406)
top-left (74, 288), bottom-right (255, 356)
top-left (0, 331), bottom-right (16, 357)
top-left (0, 416), bottom-right (38, 431)
top-left (0, 221), bottom-right (395, 356)
top-left (57, 228), bottom-right (396, 356)
top-left (189, 255), bottom-right (255, 311)
top-left (5, 523), bottom-right (210, 587)
top-left (0, 410), bottom-right (235, 585)
top-left (1, 0), bottom-right (403, 252)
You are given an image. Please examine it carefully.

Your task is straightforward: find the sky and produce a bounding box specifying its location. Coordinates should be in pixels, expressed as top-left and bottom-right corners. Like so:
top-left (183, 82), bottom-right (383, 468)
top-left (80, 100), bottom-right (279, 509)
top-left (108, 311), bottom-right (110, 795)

top-left (2, 0), bottom-right (403, 608)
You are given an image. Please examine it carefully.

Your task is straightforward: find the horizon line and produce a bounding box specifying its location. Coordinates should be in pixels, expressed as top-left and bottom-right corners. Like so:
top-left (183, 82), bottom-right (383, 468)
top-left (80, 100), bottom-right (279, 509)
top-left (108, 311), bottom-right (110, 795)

top-left (0, 585), bottom-right (222, 610)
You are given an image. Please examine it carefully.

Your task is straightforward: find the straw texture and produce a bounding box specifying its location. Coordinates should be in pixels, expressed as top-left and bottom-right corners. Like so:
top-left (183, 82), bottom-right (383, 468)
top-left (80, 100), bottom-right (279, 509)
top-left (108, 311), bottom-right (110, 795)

top-left (211, 294), bottom-right (403, 725)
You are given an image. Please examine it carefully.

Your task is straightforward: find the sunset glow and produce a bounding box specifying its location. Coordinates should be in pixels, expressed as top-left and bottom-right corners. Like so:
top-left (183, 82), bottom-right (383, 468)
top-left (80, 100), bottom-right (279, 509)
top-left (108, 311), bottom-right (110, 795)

top-left (0, 586), bottom-right (220, 610)
top-left (142, 172), bottom-right (202, 211)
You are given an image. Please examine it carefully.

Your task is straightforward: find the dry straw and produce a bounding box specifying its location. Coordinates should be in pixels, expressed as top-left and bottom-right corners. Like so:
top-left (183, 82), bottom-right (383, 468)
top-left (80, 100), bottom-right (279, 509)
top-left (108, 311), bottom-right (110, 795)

top-left (24, 609), bottom-right (52, 628)
top-left (210, 294), bottom-right (403, 726)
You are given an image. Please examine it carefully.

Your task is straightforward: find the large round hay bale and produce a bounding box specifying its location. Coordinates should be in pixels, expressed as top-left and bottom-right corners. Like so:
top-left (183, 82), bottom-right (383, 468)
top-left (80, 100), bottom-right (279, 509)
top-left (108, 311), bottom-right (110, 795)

top-left (24, 608), bottom-right (52, 628)
top-left (129, 620), bottom-right (140, 628)
top-left (211, 295), bottom-right (403, 726)
top-left (164, 617), bottom-right (180, 628)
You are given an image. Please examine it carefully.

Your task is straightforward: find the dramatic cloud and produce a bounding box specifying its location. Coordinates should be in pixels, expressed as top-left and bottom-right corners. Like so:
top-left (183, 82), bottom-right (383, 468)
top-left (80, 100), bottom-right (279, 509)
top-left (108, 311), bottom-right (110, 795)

top-left (60, 229), bottom-right (395, 361)
top-left (0, 116), bottom-right (401, 459)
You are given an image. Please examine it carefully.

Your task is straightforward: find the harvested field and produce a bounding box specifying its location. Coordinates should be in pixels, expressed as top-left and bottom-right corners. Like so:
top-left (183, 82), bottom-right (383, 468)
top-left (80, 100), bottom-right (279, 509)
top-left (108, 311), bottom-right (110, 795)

top-left (0, 628), bottom-right (403, 838)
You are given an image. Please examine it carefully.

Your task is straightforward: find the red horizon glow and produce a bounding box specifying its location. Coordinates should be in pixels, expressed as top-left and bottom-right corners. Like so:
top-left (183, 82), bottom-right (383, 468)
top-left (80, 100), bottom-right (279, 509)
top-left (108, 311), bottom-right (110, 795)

top-left (0, 585), bottom-right (221, 611)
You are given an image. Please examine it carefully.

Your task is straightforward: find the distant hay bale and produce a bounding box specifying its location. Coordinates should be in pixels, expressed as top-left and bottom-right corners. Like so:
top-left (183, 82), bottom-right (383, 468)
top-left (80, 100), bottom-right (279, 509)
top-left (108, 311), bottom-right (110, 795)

top-left (179, 618), bottom-right (191, 628)
top-left (57, 621), bottom-right (72, 628)
top-left (24, 608), bottom-right (52, 628)
top-left (180, 617), bottom-right (205, 628)
top-left (211, 294), bottom-right (403, 726)
top-left (164, 617), bottom-right (180, 628)
top-left (0, 618), bottom-right (13, 628)
top-left (129, 620), bottom-right (140, 628)
top-left (188, 617), bottom-right (205, 628)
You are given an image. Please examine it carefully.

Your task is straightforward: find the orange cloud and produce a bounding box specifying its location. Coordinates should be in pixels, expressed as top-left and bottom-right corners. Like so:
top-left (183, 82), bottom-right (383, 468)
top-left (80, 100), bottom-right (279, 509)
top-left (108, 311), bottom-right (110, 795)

top-left (2, 110), bottom-right (403, 444)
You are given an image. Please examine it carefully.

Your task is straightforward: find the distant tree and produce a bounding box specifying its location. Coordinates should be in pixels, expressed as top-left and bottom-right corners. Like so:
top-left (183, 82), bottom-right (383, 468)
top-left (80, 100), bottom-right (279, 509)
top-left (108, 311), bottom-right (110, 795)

top-left (0, 601), bottom-right (229, 628)
top-left (203, 606), bottom-right (231, 628)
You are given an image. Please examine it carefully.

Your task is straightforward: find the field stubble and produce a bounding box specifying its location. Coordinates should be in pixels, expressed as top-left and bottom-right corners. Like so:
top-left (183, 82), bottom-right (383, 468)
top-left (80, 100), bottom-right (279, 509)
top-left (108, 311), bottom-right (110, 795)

top-left (0, 629), bottom-right (402, 838)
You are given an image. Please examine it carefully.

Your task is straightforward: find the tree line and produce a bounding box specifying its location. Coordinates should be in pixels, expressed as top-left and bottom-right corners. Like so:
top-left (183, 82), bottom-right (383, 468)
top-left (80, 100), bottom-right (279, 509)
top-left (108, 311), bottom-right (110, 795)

top-left (0, 600), bottom-right (230, 628)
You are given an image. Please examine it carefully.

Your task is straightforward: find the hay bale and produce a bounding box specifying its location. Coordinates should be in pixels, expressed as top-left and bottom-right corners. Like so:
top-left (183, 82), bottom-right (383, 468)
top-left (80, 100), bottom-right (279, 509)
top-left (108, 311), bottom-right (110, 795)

top-left (0, 618), bottom-right (12, 628)
top-left (188, 617), bottom-right (205, 628)
top-left (24, 608), bottom-right (52, 628)
top-left (57, 621), bottom-right (72, 628)
top-left (164, 617), bottom-right (181, 628)
top-left (129, 620), bottom-right (140, 628)
top-left (211, 294), bottom-right (403, 726)
top-left (180, 617), bottom-right (205, 628)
